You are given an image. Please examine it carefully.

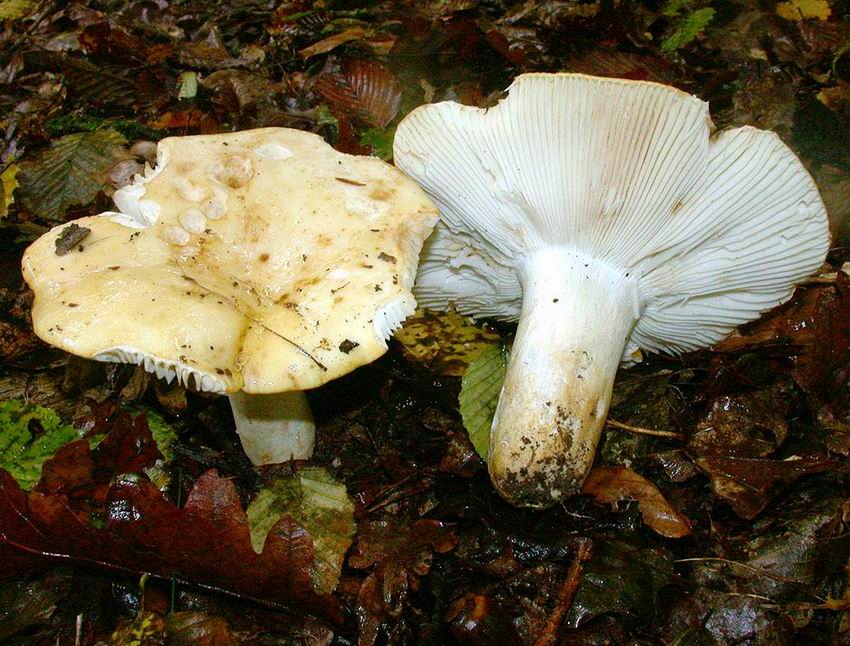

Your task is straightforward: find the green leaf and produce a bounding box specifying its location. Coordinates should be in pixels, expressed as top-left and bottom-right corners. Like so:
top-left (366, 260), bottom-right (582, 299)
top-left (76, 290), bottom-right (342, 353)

top-left (359, 127), bottom-right (395, 161)
top-left (661, 0), bottom-right (688, 17)
top-left (247, 467), bottom-right (355, 594)
top-left (661, 7), bottom-right (715, 52)
top-left (0, 399), bottom-right (85, 490)
top-left (0, 0), bottom-right (36, 20)
top-left (459, 343), bottom-right (508, 460)
top-left (128, 407), bottom-right (177, 490)
top-left (16, 129), bottom-right (128, 222)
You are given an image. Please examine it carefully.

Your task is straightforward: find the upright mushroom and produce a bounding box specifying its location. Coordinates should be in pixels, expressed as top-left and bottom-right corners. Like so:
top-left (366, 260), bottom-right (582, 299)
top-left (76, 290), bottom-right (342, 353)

top-left (393, 73), bottom-right (829, 507)
top-left (23, 127), bottom-right (438, 465)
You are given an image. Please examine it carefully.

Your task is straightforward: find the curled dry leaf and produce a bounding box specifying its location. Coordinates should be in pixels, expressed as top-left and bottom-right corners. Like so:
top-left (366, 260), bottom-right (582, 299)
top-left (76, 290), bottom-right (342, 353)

top-left (580, 466), bottom-right (692, 538)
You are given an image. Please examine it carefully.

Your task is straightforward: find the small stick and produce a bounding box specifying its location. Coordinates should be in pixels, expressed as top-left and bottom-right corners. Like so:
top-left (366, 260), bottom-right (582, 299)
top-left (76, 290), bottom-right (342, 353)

top-left (606, 418), bottom-right (681, 439)
top-left (533, 538), bottom-right (593, 646)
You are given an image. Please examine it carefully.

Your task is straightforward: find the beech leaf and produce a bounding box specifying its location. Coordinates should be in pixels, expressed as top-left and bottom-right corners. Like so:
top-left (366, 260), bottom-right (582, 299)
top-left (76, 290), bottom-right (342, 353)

top-left (459, 343), bottom-right (508, 460)
top-left (16, 129), bottom-right (128, 222)
top-left (247, 467), bottom-right (355, 595)
top-left (580, 466), bottom-right (692, 538)
top-left (315, 59), bottom-right (401, 128)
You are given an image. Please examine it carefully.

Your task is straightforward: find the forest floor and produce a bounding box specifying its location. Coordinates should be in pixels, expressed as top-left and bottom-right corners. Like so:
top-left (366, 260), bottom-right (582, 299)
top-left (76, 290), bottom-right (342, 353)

top-left (2, 0), bottom-right (850, 644)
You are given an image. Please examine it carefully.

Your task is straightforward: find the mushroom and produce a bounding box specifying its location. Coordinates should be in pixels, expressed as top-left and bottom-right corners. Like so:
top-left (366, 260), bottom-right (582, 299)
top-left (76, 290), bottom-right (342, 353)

top-left (22, 127), bottom-right (438, 465)
top-left (393, 73), bottom-right (830, 508)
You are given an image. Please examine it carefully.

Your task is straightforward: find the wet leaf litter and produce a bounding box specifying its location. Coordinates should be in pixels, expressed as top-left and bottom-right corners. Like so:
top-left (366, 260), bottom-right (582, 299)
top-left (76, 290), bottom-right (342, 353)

top-left (2, 0), bottom-right (850, 644)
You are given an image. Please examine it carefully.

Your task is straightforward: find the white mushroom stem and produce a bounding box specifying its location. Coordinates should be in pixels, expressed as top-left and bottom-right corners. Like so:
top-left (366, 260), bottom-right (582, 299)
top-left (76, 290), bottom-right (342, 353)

top-left (488, 247), bottom-right (638, 508)
top-left (228, 391), bottom-right (315, 465)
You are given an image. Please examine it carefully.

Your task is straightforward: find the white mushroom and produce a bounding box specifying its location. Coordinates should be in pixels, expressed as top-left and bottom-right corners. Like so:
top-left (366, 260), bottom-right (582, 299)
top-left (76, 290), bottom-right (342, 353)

top-left (22, 127), bottom-right (438, 466)
top-left (393, 73), bottom-right (830, 508)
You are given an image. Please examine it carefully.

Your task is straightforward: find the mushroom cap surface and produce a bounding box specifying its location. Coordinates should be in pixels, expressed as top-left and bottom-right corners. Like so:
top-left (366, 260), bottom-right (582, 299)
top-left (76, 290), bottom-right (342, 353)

top-left (393, 73), bottom-right (830, 358)
top-left (23, 128), bottom-right (438, 393)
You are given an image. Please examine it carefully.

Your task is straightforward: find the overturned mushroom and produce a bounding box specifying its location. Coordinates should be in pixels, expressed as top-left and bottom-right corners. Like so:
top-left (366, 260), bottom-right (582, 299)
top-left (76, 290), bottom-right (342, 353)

top-left (23, 127), bottom-right (438, 465)
top-left (394, 73), bottom-right (830, 508)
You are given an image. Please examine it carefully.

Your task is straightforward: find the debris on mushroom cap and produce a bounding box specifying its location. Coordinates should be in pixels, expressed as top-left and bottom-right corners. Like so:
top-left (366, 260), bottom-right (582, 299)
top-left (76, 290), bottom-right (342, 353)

top-left (22, 127), bottom-right (439, 395)
top-left (395, 73), bottom-right (829, 357)
top-left (394, 73), bottom-right (829, 507)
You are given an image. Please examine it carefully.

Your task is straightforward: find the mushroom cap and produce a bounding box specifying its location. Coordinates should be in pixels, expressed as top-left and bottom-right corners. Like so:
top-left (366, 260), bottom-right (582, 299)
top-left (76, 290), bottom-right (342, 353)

top-left (23, 128), bottom-right (438, 394)
top-left (393, 73), bottom-right (830, 358)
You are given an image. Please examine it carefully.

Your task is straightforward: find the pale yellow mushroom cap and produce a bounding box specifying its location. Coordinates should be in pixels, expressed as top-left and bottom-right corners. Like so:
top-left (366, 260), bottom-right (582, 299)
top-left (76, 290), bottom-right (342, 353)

top-left (22, 127), bottom-right (439, 394)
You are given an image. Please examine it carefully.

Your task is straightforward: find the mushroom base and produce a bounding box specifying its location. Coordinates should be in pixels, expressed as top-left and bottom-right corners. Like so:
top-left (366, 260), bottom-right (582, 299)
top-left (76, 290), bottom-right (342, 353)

top-left (229, 391), bottom-right (315, 465)
top-left (488, 247), bottom-right (638, 508)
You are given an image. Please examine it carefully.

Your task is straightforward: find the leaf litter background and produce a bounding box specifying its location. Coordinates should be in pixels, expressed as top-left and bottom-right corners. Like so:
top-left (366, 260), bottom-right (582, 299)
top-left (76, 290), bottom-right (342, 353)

top-left (1, 0), bottom-right (850, 644)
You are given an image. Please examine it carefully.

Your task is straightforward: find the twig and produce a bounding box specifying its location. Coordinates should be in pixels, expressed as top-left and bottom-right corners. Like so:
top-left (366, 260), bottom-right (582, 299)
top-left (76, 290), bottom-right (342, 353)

top-left (606, 418), bottom-right (682, 439)
top-left (533, 539), bottom-right (593, 646)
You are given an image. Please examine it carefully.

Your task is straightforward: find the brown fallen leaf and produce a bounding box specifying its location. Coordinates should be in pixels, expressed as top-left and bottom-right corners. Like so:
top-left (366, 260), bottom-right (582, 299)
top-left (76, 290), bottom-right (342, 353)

top-left (693, 454), bottom-right (835, 519)
top-left (349, 519), bottom-right (458, 645)
top-left (580, 466), bottom-right (692, 538)
top-left (301, 27), bottom-right (366, 58)
top-left (315, 59), bottom-right (401, 128)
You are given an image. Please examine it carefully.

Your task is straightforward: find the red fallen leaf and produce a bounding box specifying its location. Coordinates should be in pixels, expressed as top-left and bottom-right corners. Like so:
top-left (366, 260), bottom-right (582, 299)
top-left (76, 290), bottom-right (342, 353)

top-left (0, 412), bottom-right (339, 619)
top-left (694, 454), bottom-right (835, 519)
top-left (580, 466), bottom-right (692, 539)
top-left (0, 469), bottom-right (341, 621)
top-left (349, 519), bottom-right (458, 645)
top-left (315, 59), bottom-right (401, 128)
top-left (147, 109), bottom-right (220, 133)
top-left (37, 412), bottom-right (161, 501)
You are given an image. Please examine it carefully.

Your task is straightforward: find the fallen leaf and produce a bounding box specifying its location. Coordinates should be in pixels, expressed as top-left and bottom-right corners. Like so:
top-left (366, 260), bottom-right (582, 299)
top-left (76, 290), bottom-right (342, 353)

top-left (15, 129), bottom-right (129, 222)
top-left (349, 518), bottom-right (458, 645)
top-left (566, 535), bottom-right (675, 629)
top-left (694, 454), bottom-right (834, 519)
top-left (108, 611), bottom-right (166, 645)
top-left (0, 0), bottom-right (36, 21)
top-left (165, 611), bottom-right (236, 645)
top-left (661, 6), bottom-right (715, 53)
top-left (0, 409), bottom-right (342, 619)
top-left (315, 59), bottom-right (401, 128)
top-left (300, 27), bottom-right (369, 59)
top-left (0, 399), bottom-right (87, 491)
top-left (0, 580), bottom-right (57, 641)
top-left (395, 308), bottom-right (502, 376)
top-left (458, 343), bottom-right (508, 460)
top-left (580, 466), bottom-right (692, 538)
top-left (247, 467), bottom-right (355, 594)
top-left (0, 164), bottom-right (17, 218)
top-left (776, 0), bottom-right (831, 22)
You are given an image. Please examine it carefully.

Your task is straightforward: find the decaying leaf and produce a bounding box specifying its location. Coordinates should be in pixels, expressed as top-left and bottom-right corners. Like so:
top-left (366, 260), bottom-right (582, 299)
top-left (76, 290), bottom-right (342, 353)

top-left (0, 0), bottom-right (36, 21)
top-left (776, 0), bottom-right (831, 22)
top-left (0, 580), bottom-right (57, 641)
top-left (15, 129), bottom-right (128, 222)
top-left (395, 308), bottom-right (502, 376)
top-left (459, 343), bottom-right (508, 460)
top-left (247, 467), bottom-right (355, 594)
top-left (580, 466), bottom-right (692, 538)
top-left (0, 164), bottom-right (17, 218)
top-left (0, 399), bottom-right (87, 490)
top-left (53, 222), bottom-right (91, 255)
top-left (0, 408), bottom-right (343, 619)
top-left (349, 519), bottom-right (458, 645)
top-left (694, 454), bottom-right (834, 519)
